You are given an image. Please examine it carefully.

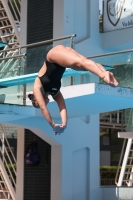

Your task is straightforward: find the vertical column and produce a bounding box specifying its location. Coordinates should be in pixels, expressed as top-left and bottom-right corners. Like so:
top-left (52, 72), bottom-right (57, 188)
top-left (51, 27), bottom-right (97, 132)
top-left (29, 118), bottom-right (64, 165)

top-left (20, 0), bottom-right (28, 46)
top-left (51, 145), bottom-right (62, 200)
top-left (53, 0), bottom-right (64, 38)
top-left (16, 128), bottom-right (25, 200)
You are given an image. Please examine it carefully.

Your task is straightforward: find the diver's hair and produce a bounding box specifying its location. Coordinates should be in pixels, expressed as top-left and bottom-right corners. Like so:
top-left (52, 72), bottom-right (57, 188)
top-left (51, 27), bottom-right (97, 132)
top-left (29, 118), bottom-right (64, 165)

top-left (28, 94), bottom-right (38, 108)
top-left (28, 94), bottom-right (33, 100)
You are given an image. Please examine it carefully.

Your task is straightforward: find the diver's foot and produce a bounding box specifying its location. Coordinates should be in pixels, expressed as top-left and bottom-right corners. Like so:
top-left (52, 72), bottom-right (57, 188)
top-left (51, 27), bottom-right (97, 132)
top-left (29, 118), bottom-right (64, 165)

top-left (103, 71), bottom-right (118, 86)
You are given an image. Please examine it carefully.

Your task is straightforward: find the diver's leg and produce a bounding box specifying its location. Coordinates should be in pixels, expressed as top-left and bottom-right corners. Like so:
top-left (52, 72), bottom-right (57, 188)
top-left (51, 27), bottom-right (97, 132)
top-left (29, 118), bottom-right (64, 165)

top-left (47, 45), bottom-right (118, 86)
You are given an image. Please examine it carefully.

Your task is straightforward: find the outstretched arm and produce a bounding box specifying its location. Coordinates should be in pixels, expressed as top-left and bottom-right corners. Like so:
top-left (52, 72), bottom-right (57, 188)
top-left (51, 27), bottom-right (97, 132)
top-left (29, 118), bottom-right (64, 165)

top-left (52, 91), bottom-right (67, 127)
top-left (33, 86), bottom-right (55, 127)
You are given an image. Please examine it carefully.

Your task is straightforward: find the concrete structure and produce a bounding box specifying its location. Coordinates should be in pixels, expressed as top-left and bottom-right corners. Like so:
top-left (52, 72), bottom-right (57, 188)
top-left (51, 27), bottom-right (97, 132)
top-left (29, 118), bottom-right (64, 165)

top-left (20, 0), bottom-right (133, 198)
top-left (1, 84), bottom-right (133, 200)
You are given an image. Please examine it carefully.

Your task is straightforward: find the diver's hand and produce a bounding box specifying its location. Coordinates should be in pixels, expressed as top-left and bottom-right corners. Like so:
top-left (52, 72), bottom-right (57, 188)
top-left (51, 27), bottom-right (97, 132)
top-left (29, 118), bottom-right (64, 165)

top-left (53, 124), bottom-right (66, 135)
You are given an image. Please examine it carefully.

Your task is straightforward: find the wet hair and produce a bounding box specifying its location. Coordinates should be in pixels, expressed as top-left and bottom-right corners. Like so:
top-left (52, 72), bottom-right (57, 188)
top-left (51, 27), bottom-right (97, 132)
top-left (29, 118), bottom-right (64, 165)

top-left (28, 94), bottom-right (39, 108)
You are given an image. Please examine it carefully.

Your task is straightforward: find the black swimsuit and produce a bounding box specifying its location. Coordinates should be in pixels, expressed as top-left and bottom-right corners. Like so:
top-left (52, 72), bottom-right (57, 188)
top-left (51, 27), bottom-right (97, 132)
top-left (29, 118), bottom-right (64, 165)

top-left (38, 59), bottom-right (65, 95)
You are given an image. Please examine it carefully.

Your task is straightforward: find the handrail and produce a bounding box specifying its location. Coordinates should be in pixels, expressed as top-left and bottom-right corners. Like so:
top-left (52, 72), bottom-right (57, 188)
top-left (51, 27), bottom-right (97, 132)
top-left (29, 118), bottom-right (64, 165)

top-left (0, 34), bottom-right (132, 61)
top-left (20, 34), bottom-right (76, 49)
top-left (0, 34), bottom-right (132, 59)
top-left (0, 126), bottom-right (16, 163)
top-left (115, 138), bottom-right (127, 185)
top-left (0, 54), bottom-right (25, 61)
top-left (1, 0), bottom-right (20, 42)
top-left (2, 153), bottom-right (16, 187)
top-left (8, 0), bottom-right (20, 22)
top-left (87, 49), bottom-right (133, 59)
top-left (115, 109), bottom-right (126, 186)
top-left (0, 34), bottom-right (76, 54)
top-left (0, 173), bottom-right (9, 199)
top-left (0, 125), bottom-right (16, 190)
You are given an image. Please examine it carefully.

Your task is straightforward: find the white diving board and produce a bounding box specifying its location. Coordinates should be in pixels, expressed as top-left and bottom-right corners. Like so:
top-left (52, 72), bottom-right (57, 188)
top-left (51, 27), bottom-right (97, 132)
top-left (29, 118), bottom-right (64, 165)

top-left (0, 65), bottom-right (114, 87)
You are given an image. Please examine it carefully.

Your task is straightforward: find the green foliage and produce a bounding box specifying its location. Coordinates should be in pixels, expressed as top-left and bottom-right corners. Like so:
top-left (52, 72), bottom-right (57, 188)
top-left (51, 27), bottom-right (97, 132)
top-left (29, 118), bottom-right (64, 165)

top-left (4, 163), bottom-right (16, 171)
top-left (100, 166), bottom-right (118, 179)
top-left (4, 163), bottom-right (16, 181)
top-left (100, 166), bottom-right (131, 179)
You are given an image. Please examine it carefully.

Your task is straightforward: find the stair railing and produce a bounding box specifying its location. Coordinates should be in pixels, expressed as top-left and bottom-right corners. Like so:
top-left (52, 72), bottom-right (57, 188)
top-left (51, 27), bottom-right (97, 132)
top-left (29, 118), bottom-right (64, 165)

top-left (0, 54), bottom-right (25, 79)
top-left (115, 138), bottom-right (133, 186)
top-left (8, 0), bottom-right (21, 22)
top-left (0, 172), bottom-right (13, 199)
top-left (115, 139), bottom-right (127, 185)
top-left (0, 125), bottom-right (16, 190)
top-left (1, 0), bottom-right (20, 43)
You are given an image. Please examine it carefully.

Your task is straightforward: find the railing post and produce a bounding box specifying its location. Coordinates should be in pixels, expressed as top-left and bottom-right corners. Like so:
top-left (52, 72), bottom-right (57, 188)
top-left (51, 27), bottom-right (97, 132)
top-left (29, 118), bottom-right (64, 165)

top-left (117, 139), bottom-right (132, 186)
top-left (23, 84), bottom-right (26, 105)
top-left (23, 54), bottom-right (27, 105)
top-left (1, 132), bottom-right (5, 163)
top-left (70, 34), bottom-right (76, 49)
top-left (69, 76), bottom-right (73, 85)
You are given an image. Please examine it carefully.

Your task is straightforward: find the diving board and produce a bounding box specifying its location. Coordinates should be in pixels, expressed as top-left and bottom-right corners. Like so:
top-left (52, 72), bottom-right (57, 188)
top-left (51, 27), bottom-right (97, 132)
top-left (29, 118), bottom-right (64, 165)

top-left (0, 69), bottom-right (90, 87)
top-left (0, 65), bottom-right (114, 87)
top-left (0, 83), bottom-right (133, 122)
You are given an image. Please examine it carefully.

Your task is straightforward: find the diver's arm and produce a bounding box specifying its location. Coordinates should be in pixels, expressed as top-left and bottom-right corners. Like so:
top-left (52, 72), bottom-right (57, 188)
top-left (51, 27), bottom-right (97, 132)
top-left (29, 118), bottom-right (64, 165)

top-left (52, 91), bottom-right (67, 126)
top-left (33, 86), bottom-right (55, 127)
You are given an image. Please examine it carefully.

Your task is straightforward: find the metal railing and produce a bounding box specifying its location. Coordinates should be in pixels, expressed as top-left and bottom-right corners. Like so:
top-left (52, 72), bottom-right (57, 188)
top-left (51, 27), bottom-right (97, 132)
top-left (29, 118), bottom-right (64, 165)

top-left (100, 110), bottom-right (126, 129)
top-left (115, 139), bottom-right (127, 186)
top-left (0, 34), bottom-right (76, 76)
top-left (115, 108), bottom-right (133, 186)
top-left (0, 172), bottom-right (13, 199)
top-left (0, 125), bottom-right (16, 190)
top-left (1, 0), bottom-right (20, 45)
top-left (0, 33), bottom-right (133, 66)
top-left (0, 54), bottom-right (25, 61)
top-left (0, 34), bottom-right (76, 105)
top-left (0, 34), bottom-right (76, 56)
top-left (8, 0), bottom-right (21, 22)
top-left (101, 179), bottom-right (116, 186)
top-left (87, 49), bottom-right (133, 59)
top-left (0, 37), bottom-right (131, 59)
